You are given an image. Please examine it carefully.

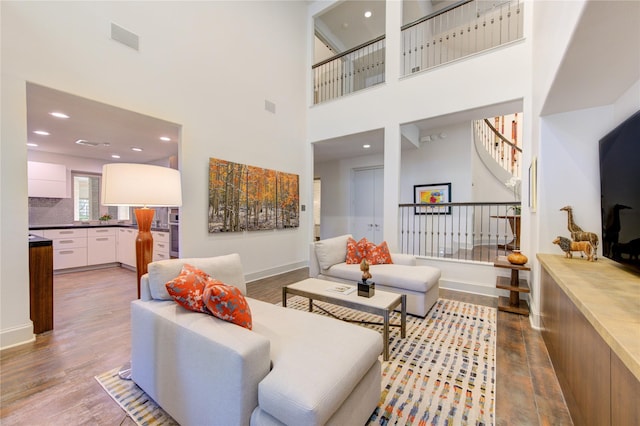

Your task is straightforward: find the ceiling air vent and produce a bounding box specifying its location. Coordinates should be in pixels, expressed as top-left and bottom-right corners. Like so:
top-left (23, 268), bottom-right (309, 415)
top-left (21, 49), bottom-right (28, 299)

top-left (75, 139), bottom-right (100, 147)
top-left (111, 22), bottom-right (139, 51)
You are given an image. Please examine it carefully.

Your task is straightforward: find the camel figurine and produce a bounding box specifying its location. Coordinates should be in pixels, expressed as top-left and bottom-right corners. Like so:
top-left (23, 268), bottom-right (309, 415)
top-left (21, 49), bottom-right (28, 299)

top-left (560, 206), bottom-right (599, 259)
top-left (360, 258), bottom-right (372, 282)
top-left (553, 236), bottom-right (595, 261)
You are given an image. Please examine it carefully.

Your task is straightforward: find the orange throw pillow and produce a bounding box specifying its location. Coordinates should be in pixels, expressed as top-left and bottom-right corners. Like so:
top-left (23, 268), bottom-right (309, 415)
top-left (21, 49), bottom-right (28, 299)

top-left (203, 279), bottom-right (253, 330)
top-left (365, 241), bottom-right (394, 264)
top-left (165, 264), bottom-right (210, 313)
top-left (346, 237), bottom-right (366, 264)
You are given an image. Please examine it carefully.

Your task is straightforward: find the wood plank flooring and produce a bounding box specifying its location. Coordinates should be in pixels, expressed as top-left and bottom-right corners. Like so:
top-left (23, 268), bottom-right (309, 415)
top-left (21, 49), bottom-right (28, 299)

top-left (1, 266), bottom-right (572, 425)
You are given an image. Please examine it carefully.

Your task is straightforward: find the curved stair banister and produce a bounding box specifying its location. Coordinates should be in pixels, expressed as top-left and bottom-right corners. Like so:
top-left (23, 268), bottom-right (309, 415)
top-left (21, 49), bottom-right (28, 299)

top-left (474, 118), bottom-right (522, 186)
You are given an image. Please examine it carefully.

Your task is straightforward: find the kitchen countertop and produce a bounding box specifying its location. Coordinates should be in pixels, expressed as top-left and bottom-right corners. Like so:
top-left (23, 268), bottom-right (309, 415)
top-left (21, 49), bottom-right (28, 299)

top-left (537, 253), bottom-right (640, 381)
top-left (30, 224), bottom-right (170, 232)
top-left (28, 234), bottom-right (53, 247)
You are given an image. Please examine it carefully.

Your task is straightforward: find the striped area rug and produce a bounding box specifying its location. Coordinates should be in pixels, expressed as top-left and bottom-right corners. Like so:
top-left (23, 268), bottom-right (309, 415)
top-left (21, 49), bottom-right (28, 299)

top-left (96, 297), bottom-right (495, 426)
top-left (95, 369), bottom-right (178, 426)
top-left (285, 296), bottom-right (497, 426)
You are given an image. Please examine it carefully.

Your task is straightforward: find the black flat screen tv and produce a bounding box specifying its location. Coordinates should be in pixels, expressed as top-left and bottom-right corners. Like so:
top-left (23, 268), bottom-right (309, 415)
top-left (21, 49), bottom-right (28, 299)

top-left (599, 109), bottom-right (640, 271)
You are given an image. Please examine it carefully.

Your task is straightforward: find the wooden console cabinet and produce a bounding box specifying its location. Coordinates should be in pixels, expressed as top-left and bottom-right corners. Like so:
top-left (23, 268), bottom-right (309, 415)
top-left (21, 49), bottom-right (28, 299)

top-left (539, 254), bottom-right (639, 426)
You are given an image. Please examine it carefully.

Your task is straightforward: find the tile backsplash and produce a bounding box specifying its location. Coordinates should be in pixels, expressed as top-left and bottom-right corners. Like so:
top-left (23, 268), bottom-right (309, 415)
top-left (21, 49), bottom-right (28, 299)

top-left (29, 197), bottom-right (169, 228)
top-left (29, 197), bottom-right (74, 225)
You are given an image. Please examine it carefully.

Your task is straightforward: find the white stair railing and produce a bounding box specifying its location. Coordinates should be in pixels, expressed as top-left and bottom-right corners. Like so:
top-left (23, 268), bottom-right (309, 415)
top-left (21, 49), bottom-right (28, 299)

top-left (401, 0), bottom-right (523, 76)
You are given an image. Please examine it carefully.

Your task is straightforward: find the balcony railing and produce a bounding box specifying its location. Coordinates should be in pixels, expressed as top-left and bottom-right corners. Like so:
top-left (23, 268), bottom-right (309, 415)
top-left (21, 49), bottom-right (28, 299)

top-left (313, 35), bottom-right (385, 104)
top-left (401, 0), bottom-right (523, 76)
top-left (399, 201), bottom-right (521, 263)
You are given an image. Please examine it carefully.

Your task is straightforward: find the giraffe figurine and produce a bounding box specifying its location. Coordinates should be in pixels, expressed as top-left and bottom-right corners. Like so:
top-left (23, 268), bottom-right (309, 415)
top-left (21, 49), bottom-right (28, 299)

top-left (560, 205), bottom-right (584, 233)
top-left (560, 206), bottom-right (599, 259)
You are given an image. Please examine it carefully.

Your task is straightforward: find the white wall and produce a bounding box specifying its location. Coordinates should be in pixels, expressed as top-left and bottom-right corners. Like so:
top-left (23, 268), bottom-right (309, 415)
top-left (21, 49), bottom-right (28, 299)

top-left (1, 1), bottom-right (308, 348)
top-left (539, 81), bottom-right (640, 257)
top-left (400, 122), bottom-right (472, 204)
top-left (314, 152), bottom-right (384, 239)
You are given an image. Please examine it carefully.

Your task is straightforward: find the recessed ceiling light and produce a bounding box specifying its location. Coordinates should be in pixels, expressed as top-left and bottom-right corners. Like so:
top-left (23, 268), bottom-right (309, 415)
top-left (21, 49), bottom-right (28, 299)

top-left (160, 136), bottom-right (171, 141)
top-left (76, 139), bottom-right (100, 147)
top-left (363, 144), bottom-right (371, 149)
top-left (364, 11), bottom-right (372, 18)
top-left (111, 154), bottom-right (121, 159)
top-left (131, 147), bottom-right (143, 152)
top-left (27, 143), bottom-right (38, 147)
top-left (49, 112), bottom-right (69, 119)
top-left (33, 130), bottom-right (50, 136)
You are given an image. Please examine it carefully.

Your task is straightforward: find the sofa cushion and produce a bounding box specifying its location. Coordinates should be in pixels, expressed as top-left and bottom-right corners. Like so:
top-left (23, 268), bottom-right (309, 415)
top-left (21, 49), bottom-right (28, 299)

top-left (326, 263), bottom-right (440, 293)
top-left (203, 279), bottom-right (253, 329)
top-left (364, 240), bottom-right (393, 264)
top-left (345, 237), bottom-right (366, 264)
top-left (147, 254), bottom-right (246, 300)
top-left (165, 264), bottom-right (210, 313)
top-left (314, 234), bottom-right (351, 270)
top-left (249, 298), bottom-right (382, 425)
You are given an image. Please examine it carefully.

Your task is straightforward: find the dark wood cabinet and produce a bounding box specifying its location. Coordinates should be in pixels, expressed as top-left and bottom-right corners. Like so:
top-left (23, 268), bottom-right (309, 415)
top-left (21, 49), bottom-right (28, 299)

top-left (539, 255), bottom-right (640, 426)
top-left (29, 238), bottom-right (53, 333)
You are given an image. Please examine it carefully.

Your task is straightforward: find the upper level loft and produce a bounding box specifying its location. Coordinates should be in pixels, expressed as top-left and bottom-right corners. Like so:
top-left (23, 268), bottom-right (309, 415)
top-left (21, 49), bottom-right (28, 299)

top-left (313, 0), bottom-right (523, 104)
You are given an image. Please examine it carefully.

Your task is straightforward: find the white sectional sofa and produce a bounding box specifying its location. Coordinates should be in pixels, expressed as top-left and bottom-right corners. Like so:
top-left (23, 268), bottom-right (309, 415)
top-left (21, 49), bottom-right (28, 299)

top-left (309, 234), bottom-right (441, 317)
top-left (131, 254), bottom-right (382, 426)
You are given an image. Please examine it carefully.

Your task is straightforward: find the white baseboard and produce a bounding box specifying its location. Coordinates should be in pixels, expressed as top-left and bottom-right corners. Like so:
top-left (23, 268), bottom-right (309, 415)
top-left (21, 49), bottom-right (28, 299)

top-left (440, 279), bottom-right (502, 298)
top-left (0, 322), bottom-right (35, 350)
top-left (245, 261), bottom-right (308, 283)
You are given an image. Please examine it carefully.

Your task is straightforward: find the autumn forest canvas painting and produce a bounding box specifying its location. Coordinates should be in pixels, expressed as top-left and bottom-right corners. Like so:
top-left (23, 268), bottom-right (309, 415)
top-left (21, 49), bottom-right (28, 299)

top-left (208, 157), bottom-right (299, 232)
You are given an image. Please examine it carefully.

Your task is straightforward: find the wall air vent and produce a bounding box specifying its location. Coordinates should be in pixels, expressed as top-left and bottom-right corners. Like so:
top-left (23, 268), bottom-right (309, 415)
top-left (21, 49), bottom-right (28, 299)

top-left (75, 139), bottom-right (100, 147)
top-left (110, 22), bottom-right (139, 51)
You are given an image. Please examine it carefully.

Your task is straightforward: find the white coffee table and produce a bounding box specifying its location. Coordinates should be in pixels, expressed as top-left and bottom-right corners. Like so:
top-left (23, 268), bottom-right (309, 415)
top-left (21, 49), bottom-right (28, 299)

top-left (282, 278), bottom-right (406, 361)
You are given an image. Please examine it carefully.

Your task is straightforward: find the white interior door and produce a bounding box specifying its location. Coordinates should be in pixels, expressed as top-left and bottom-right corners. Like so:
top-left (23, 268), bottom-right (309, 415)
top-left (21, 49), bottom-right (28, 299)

top-left (352, 167), bottom-right (383, 244)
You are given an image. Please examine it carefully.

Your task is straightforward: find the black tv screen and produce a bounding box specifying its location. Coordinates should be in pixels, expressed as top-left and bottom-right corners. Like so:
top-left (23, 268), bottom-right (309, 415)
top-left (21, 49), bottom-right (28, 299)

top-left (599, 109), bottom-right (640, 270)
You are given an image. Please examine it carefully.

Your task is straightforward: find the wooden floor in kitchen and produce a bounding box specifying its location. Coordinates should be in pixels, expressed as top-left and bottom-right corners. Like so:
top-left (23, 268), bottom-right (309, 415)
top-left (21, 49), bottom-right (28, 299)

top-left (0, 266), bottom-right (573, 425)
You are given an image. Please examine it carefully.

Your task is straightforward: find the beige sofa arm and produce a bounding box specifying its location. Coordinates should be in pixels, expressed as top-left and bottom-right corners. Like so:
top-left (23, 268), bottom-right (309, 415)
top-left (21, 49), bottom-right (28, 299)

top-left (309, 242), bottom-right (321, 277)
top-left (391, 253), bottom-right (417, 266)
top-left (139, 273), bottom-right (152, 301)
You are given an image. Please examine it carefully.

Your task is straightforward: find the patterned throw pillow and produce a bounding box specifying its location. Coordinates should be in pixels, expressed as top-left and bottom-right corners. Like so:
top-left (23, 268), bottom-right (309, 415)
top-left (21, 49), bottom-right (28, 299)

top-left (365, 240), bottom-right (394, 264)
top-left (165, 264), bottom-right (210, 313)
top-left (203, 279), bottom-right (253, 330)
top-left (346, 237), bottom-right (366, 264)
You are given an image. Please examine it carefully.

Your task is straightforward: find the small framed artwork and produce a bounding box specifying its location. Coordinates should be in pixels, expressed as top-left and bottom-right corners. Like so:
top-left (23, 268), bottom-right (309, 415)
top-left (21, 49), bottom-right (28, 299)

top-left (529, 157), bottom-right (537, 212)
top-left (414, 182), bottom-right (452, 214)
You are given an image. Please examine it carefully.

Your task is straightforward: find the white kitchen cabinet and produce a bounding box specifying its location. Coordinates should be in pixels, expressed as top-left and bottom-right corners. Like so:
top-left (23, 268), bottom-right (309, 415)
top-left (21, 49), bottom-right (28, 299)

top-left (28, 161), bottom-right (68, 198)
top-left (43, 228), bottom-right (87, 270)
top-left (117, 228), bottom-right (137, 268)
top-left (152, 230), bottom-right (170, 261)
top-left (88, 227), bottom-right (117, 265)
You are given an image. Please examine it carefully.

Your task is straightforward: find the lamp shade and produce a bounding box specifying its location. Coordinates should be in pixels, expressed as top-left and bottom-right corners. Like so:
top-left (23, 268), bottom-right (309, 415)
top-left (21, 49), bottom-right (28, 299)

top-left (101, 163), bottom-right (182, 207)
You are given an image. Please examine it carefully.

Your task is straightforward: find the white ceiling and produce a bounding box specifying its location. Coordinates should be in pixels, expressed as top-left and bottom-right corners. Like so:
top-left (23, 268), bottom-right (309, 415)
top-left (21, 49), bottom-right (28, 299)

top-left (315, 1), bottom-right (387, 53)
top-left (26, 83), bottom-right (180, 164)
top-left (541, 0), bottom-right (640, 115)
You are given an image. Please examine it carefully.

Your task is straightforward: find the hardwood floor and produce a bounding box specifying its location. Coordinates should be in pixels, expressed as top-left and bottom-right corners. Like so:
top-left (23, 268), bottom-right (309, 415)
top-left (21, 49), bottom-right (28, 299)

top-left (1, 266), bottom-right (572, 425)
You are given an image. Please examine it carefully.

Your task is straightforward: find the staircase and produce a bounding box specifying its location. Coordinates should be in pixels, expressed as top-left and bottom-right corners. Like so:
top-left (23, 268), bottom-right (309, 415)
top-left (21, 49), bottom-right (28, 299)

top-left (474, 113), bottom-right (522, 190)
